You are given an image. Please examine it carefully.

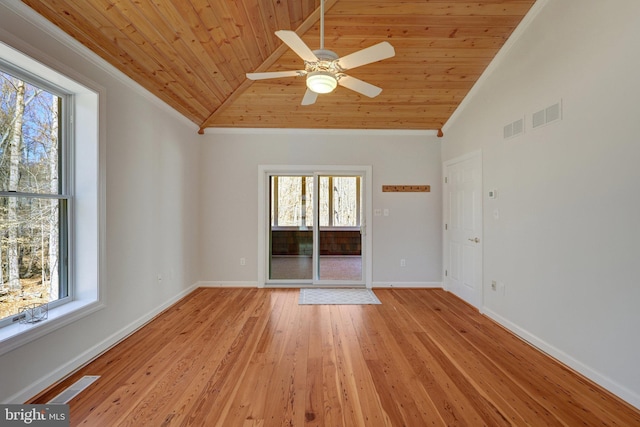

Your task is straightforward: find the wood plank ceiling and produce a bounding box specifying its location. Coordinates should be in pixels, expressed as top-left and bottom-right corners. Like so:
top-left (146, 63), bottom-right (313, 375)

top-left (21, 1), bottom-right (536, 132)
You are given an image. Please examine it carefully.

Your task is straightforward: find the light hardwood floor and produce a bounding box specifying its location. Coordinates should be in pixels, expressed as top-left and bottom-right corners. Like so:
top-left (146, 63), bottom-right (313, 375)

top-left (30, 288), bottom-right (640, 426)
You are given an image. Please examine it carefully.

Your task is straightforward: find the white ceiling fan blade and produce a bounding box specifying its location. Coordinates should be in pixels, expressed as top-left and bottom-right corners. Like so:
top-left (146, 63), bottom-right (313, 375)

top-left (275, 30), bottom-right (318, 62)
top-left (301, 89), bottom-right (318, 105)
top-left (337, 42), bottom-right (395, 71)
top-left (338, 75), bottom-right (383, 98)
top-left (246, 70), bottom-right (304, 80)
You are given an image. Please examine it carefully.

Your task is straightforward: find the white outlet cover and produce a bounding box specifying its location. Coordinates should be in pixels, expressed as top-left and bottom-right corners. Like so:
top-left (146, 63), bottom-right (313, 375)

top-left (498, 282), bottom-right (506, 295)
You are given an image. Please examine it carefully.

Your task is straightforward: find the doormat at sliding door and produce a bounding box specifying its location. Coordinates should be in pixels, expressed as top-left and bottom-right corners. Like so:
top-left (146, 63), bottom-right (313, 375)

top-left (299, 288), bottom-right (381, 305)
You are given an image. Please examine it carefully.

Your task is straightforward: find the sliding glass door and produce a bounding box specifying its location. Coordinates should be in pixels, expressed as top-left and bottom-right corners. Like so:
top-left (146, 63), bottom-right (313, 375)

top-left (269, 175), bottom-right (314, 280)
top-left (316, 176), bottom-right (362, 282)
top-left (266, 170), bottom-right (365, 286)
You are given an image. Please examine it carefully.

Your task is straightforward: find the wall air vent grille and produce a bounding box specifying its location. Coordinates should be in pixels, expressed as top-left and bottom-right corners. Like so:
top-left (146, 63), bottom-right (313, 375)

top-left (546, 103), bottom-right (561, 122)
top-left (532, 109), bottom-right (545, 128)
top-left (503, 123), bottom-right (513, 139)
top-left (504, 117), bottom-right (524, 139)
top-left (512, 118), bottom-right (524, 135)
top-left (533, 100), bottom-right (562, 129)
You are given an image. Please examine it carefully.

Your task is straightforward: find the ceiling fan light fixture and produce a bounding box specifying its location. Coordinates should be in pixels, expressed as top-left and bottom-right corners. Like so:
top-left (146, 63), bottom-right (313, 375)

top-left (306, 71), bottom-right (337, 94)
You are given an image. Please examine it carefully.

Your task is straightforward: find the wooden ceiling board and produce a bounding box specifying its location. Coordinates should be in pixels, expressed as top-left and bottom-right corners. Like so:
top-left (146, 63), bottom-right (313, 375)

top-left (20, 0), bottom-right (536, 131)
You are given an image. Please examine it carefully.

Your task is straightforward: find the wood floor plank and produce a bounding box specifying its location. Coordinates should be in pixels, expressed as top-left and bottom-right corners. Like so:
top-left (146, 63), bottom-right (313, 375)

top-left (421, 289), bottom-right (624, 424)
top-left (351, 305), bottom-right (442, 425)
top-left (369, 293), bottom-right (502, 426)
top-left (197, 290), bottom-right (285, 426)
top-left (315, 304), bottom-right (345, 426)
top-left (385, 289), bottom-right (562, 426)
top-left (123, 289), bottom-right (265, 426)
top-left (332, 306), bottom-right (392, 426)
top-left (395, 289), bottom-right (640, 426)
top-left (28, 288), bottom-right (640, 426)
top-left (55, 287), bottom-right (224, 423)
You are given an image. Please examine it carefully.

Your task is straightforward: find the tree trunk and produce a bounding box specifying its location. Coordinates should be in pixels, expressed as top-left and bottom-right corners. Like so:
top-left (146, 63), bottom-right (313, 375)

top-left (0, 236), bottom-right (4, 287)
top-left (49, 97), bottom-right (59, 299)
top-left (8, 80), bottom-right (25, 290)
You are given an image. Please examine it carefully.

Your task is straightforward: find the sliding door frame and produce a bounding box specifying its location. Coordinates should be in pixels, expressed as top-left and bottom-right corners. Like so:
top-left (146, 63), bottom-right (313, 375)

top-left (258, 165), bottom-right (372, 288)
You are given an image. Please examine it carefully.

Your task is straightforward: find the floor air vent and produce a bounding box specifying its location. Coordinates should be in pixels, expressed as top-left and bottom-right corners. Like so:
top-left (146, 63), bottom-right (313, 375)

top-left (47, 375), bottom-right (100, 404)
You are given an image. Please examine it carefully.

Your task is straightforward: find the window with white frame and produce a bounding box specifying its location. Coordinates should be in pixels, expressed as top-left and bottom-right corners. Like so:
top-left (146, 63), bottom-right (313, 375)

top-left (0, 65), bottom-right (69, 326)
top-left (0, 42), bottom-right (101, 355)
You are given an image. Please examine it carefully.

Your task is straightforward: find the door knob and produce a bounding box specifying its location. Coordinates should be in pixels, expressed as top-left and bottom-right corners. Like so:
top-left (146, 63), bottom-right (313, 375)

top-left (468, 237), bottom-right (480, 243)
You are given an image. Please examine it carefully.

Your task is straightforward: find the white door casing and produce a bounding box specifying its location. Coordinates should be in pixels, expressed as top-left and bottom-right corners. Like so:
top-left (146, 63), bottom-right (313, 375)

top-left (258, 165), bottom-right (373, 288)
top-left (443, 152), bottom-right (483, 308)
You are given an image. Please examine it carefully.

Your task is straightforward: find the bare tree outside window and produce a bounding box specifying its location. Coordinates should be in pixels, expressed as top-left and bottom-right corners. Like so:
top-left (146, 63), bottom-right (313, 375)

top-left (272, 176), bottom-right (314, 228)
top-left (0, 70), bottom-right (63, 321)
top-left (319, 176), bottom-right (359, 227)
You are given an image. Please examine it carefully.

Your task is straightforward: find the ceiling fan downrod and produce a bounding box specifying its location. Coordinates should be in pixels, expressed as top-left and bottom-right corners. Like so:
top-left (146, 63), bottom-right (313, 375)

top-left (320, 0), bottom-right (325, 50)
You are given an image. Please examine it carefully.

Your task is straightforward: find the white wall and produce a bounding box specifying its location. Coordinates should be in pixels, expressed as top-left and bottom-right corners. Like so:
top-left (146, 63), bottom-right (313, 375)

top-left (0, 3), bottom-right (202, 402)
top-left (199, 131), bottom-right (442, 287)
top-left (442, 0), bottom-right (640, 408)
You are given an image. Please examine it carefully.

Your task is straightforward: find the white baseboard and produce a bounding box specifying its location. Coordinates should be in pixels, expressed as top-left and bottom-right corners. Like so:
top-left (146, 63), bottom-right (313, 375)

top-left (483, 307), bottom-right (640, 411)
top-left (6, 282), bottom-right (200, 404)
top-left (371, 281), bottom-right (442, 289)
top-left (197, 281), bottom-right (259, 288)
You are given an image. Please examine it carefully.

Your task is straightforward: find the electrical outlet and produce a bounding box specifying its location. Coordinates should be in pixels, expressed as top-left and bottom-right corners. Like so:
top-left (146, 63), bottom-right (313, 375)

top-left (400, 259), bottom-right (406, 267)
top-left (491, 280), bottom-right (497, 291)
top-left (498, 282), bottom-right (506, 295)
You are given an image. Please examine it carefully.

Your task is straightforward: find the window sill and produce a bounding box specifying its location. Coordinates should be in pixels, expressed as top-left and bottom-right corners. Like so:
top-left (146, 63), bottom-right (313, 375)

top-left (0, 299), bottom-right (104, 357)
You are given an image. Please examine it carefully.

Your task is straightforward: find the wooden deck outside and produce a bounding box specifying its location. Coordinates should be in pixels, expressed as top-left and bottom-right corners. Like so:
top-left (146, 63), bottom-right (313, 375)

top-left (30, 288), bottom-right (640, 426)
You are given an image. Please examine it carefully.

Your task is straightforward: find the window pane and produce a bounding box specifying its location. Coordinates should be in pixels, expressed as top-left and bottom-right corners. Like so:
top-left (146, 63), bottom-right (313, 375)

top-left (276, 177), bottom-right (302, 227)
top-left (319, 177), bottom-right (329, 226)
top-left (304, 177), bottom-right (313, 227)
top-left (333, 177), bottom-right (358, 226)
top-left (0, 197), bottom-right (64, 322)
top-left (0, 71), bottom-right (60, 195)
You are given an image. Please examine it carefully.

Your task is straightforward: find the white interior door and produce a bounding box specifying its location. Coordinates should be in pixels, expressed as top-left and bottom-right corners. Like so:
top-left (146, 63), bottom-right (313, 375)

top-left (444, 152), bottom-right (483, 308)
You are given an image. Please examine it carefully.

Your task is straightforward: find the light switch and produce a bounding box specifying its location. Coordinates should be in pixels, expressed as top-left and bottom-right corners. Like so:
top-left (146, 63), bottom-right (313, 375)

top-left (383, 209), bottom-right (389, 216)
top-left (374, 209), bottom-right (382, 216)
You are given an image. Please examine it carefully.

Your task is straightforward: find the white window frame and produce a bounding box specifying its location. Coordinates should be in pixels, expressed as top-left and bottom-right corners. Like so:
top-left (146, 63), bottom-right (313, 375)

top-left (0, 60), bottom-right (72, 327)
top-left (0, 41), bottom-right (104, 356)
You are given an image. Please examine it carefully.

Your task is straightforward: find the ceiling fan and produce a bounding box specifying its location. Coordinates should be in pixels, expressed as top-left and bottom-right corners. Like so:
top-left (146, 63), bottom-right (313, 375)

top-left (245, 0), bottom-right (395, 105)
